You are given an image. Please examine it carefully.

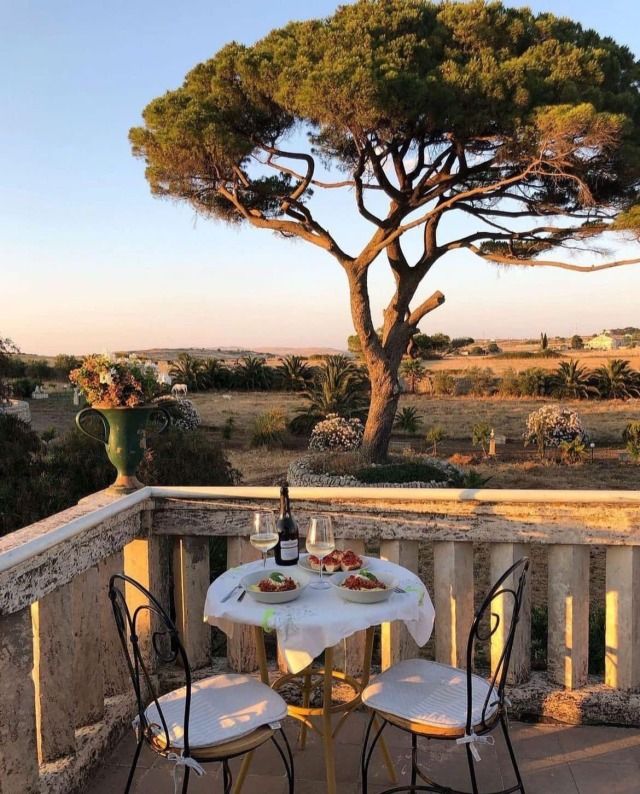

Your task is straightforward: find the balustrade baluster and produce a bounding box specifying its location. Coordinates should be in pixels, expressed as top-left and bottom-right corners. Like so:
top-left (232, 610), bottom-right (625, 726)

top-left (379, 539), bottom-right (419, 669)
top-left (434, 541), bottom-right (474, 669)
top-left (72, 565), bottom-right (105, 726)
top-left (547, 544), bottom-right (589, 689)
top-left (490, 543), bottom-right (531, 685)
top-left (605, 546), bottom-right (640, 689)
top-left (0, 607), bottom-right (40, 793)
top-left (32, 585), bottom-right (76, 762)
top-left (227, 536), bottom-right (260, 672)
top-left (173, 536), bottom-right (211, 669)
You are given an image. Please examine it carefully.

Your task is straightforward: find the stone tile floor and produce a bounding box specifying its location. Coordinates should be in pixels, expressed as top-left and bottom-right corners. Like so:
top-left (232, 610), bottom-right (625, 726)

top-left (88, 713), bottom-right (640, 793)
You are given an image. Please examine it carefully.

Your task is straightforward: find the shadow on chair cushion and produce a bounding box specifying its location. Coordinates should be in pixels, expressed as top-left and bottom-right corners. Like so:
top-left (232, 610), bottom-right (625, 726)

top-left (362, 659), bottom-right (499, 735)
top-left (142, 673), bottom-right (288, 750)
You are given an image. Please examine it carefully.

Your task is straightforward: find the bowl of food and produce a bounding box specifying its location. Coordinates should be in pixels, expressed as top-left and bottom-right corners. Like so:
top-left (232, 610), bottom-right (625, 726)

top-left (241, 570), bottom-right (308, 604)
top-left (298, 548), bottom-right (369, 575)
top-left (331, 569), bottom-right (395, 604)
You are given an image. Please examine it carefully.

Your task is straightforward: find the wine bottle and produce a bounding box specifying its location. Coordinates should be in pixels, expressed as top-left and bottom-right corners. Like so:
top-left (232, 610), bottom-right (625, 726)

top-left (274, 483), bottom-right (299, 566)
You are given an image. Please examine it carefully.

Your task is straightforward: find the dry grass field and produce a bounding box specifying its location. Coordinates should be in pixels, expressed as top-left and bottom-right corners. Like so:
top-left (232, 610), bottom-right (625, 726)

top-left (26, 388), bottom-right (640, 490)
top-left (421, 348), bottom-right (640, 374)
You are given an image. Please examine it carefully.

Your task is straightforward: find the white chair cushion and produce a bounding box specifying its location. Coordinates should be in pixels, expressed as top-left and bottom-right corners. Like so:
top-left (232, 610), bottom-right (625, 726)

top-left (362, 659), bottom-right (499, 731)
top-left (143, 674), bottom-right (288, 750)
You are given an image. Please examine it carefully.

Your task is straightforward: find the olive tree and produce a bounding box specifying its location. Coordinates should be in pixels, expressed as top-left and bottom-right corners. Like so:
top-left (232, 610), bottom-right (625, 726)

top-left (130, 0), bottom-right (640, 460)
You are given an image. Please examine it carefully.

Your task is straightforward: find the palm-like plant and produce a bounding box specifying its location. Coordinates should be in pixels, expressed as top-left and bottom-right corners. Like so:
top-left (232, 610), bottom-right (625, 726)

top-left (234, 355), bottom-right (272, 390)
top-left (394, 406), bottom-right (422, 434)
top-left (400, 358), bottom-right (425, 394)
top-left (201, 357), bottom-right (230, 390)
top-left (169, 353), bottom-right (206, 391)
top-left (278, 355), bottom-right (313, 391)
top-left (302, 355), bottom-right (369, 419)
top-left (551, 360), bottom-right (597, 400)
top-left (595, 359), bottom-right (640, 399)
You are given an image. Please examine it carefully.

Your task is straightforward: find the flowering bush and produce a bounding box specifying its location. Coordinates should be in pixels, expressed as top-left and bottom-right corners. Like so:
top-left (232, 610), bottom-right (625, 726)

top-left (309, 413), bottom-right (364, 451)
top-left (69, 355), bottom-right (161, 407)
top-left (524, 405), bottom-right (588, 455)
top-left (154, 396), bottom-right (201, 431)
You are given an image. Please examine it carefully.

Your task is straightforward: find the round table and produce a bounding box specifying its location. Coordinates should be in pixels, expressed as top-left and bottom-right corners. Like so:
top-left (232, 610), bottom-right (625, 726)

top-left (204, 556), bottom-right (435, 794)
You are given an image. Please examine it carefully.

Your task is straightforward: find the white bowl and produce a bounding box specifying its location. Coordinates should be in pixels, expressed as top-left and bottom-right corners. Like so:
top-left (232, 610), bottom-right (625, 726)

top-left (331, 570), bottom-right (396, 604)
top-left (241, 569), bottom-right (308, 604)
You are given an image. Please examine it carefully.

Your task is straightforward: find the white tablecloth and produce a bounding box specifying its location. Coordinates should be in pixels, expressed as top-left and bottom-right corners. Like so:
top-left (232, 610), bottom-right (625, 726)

top-left (203, 557), bottom-right (435, 674)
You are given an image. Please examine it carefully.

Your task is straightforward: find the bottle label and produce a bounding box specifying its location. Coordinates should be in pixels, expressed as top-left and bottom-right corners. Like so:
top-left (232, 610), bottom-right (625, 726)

top-left (279, 539), bottom-right (299, 561)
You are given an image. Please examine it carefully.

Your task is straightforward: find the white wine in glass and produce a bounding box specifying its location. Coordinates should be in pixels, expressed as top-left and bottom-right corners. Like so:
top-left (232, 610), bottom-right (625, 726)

top-left (250, 511), bottom-right (278, 567)
top-left (306, 515), bottom-right (335, 589)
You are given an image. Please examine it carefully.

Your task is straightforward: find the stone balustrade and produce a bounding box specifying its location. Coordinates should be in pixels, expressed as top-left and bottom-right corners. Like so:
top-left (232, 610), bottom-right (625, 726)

top-left (1, 485), bottom-right (640, 793)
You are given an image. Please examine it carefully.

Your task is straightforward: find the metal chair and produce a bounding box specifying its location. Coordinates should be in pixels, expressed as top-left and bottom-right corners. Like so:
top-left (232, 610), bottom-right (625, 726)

top-left (109, 573), bottom-right (294, 794)
top-left (361, 558), bottom-right (529, 794)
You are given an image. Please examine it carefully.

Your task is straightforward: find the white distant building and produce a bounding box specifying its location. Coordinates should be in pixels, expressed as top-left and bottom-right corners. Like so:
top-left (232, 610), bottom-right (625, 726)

top-left (586, 332), bottom-right (623, 351)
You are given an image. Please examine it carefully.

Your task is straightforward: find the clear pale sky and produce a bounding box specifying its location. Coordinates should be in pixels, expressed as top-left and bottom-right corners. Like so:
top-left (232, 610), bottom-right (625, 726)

top-left (1, 0), bottom-right (639, 355)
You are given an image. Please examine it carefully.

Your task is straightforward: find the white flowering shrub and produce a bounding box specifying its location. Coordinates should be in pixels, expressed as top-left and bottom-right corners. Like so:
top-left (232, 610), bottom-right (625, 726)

top-left (524, 405), bottom-right (588, 454)
top-left (309, 413), bottom-right (364, 451)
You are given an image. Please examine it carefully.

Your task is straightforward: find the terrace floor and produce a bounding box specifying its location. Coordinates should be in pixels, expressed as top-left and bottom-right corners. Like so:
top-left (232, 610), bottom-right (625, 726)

top-left (88, 712), bottom-right (640, 794)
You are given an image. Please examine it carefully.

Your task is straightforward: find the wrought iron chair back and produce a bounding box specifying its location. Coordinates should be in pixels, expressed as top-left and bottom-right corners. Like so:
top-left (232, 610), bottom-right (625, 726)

top-left (109, 573), bottom-right (193, 758)
top-left (464, 557), bottom-right (529, 734)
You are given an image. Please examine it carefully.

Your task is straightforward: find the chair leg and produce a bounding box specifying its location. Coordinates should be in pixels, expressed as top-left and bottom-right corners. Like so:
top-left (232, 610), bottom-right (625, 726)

top-left (180, 765), bottom-right (190, 794)
top-left (411, 732), bottom-right (418, 787)
top-left (361, 711), bottom-right (389, 794)
top-left (222, 759), bottom-right (232, 794)
top-left (465, 743), bottom-right (479, 794)
top-left (271, 728), bottom-right (295, 794)
top-left (124, 735), bottom-right (144, 794)
top-left (501, 715), bottom-right (526, 794)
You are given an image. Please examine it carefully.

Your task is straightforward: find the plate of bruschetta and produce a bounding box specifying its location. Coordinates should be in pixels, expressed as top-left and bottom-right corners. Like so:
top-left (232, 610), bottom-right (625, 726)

top-left (298, 548), bottom-right (369, 575)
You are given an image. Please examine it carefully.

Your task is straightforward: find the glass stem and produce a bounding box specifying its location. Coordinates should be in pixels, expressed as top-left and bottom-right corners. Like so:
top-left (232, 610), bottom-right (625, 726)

top-left (263, 552), bottom-right (266, 568)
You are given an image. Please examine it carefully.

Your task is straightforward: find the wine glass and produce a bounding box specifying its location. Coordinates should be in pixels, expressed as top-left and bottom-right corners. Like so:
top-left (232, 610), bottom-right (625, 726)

top-left (250, 511), bottom-right (278, 567)
top-left (306, 515), bottom-right (335, 590)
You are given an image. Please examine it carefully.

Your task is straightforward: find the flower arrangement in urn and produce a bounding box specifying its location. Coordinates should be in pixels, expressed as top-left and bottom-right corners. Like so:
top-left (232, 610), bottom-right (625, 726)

top-left (69, 354), bottom-right (160, 407)
top-left (70, 355), bottom-right (169, 491)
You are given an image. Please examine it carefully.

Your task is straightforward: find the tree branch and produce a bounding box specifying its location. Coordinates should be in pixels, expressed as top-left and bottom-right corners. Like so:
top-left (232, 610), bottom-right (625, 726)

top-left (407, 290), bottom-right (446, 326)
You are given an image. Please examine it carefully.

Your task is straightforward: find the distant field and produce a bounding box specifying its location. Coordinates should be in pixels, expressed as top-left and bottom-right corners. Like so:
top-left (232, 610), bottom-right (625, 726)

top-left (421, 348), bottom-right (640, 374)
top-left (22, 392), bottom-right (640, 489)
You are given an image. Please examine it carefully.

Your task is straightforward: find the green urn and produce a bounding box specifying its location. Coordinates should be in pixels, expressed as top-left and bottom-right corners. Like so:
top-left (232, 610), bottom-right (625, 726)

top-left (76, 405), bottom-right (170, 492)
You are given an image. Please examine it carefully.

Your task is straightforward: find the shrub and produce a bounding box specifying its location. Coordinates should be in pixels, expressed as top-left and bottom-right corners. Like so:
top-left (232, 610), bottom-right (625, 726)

top-left (11, 377), bottom-right (36, 398)
top-left (524, 405), bottom-right (588, 456)
top-left (154, 396), bottom-right (201, 431)
top-left (394, 406), bottom-right (422, 434)
top-left (517, 367), bottom-right (549, 397)
top-left (471, 421), bottom-right (491, 455)
top-left (623, 421), bottom-right (640, 460)
top-left (570, 334), bottom-right (584, 350)
top-left (469, 346), bottom-right (485, 356)
top-left (425, 425), bottom-right (445, 455)
top-left (251, 410), bottom-right (288, 448)
top-left (467, 367), bottom-right (495, 397)
top-left (307, 450), bottom-right (367, 476)
top-left (355, 460), bottom-right (462, 485)
top-left (139, 429), bottom-right (240, 485)
top-left (487, 342), bottom-right (501, 354)
top-left (497, 368), bottom-right (521, 397)
top-left (309, 413), bottom-right (364, 451)
top-left (559, 437), bottom-right (588, 464)
top-left (222, 416), bottom-right (235, 439)
top-left (288, 412), bottom-right (317, 436)
top-left (432, 371), bottom-right (455, 396)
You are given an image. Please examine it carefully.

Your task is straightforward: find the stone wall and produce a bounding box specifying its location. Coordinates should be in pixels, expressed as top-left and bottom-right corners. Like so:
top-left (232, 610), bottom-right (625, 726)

top-left (0, 399), bottom-right (31, 423)
top-left (287, 455), bottom-right (459, 489)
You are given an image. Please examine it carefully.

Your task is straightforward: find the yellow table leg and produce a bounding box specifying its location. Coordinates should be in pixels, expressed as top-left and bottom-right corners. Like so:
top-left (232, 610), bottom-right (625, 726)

top-left (298, 669), bottom-right (312, 749)
top-left (233, 628), bottom-right (269, 793)
top-left (322, 646), bottom-right (337, 794)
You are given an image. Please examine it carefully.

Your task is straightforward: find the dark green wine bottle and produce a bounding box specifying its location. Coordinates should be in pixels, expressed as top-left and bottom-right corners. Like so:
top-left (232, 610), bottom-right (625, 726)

top-left (274, 483), bottom-right (299, 566)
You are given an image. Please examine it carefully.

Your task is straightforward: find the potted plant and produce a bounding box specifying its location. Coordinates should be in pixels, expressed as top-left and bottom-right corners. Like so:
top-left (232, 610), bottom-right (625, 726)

top-left (70, 355), bottom-right (170, 491)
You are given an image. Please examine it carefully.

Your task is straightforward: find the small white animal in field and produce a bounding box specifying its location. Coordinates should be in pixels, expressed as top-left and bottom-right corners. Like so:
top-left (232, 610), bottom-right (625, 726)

top-left (222, 394), bottom-right (232, 401)
top-left (171, 383), bottom-right (188, 398)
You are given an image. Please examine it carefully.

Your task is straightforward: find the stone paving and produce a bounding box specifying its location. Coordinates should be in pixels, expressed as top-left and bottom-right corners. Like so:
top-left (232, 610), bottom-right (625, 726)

top-left (88, 712), bottom-right (640, 794)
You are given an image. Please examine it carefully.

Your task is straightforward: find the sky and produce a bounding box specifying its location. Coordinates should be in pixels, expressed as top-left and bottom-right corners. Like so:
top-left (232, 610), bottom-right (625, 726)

top-left (1, 0), bottom-right (639, 355)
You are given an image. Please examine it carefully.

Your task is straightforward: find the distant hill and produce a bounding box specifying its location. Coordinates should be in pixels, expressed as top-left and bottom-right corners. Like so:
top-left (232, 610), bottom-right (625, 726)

top-left (123, 346), bottom-right (348, 361)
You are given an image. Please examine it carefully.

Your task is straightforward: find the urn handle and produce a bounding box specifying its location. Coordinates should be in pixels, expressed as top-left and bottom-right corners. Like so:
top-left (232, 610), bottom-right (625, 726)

top-left (75, 407), bottom-right (108, 444)
top-left (147, 406), bottom-right (171, 435)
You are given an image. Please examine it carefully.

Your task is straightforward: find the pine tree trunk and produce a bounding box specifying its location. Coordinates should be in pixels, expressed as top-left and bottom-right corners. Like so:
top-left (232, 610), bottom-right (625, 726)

top-left (361, 358), bottom-right (401, 462)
